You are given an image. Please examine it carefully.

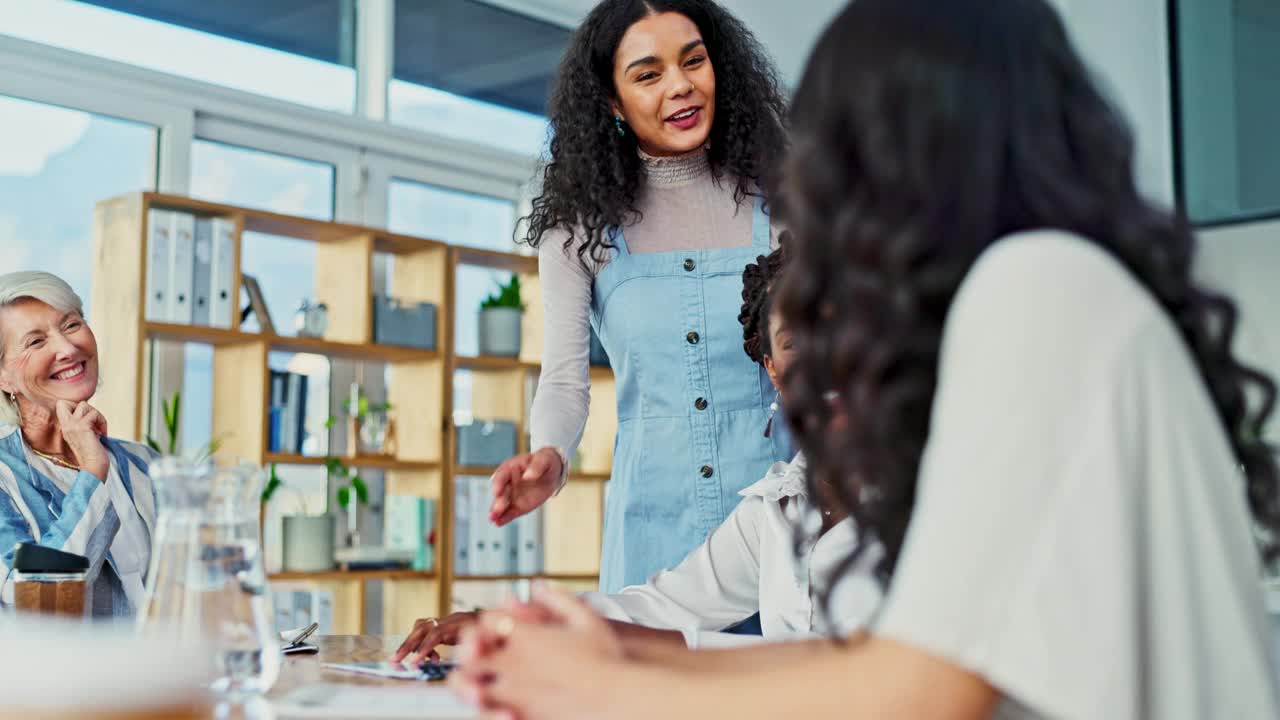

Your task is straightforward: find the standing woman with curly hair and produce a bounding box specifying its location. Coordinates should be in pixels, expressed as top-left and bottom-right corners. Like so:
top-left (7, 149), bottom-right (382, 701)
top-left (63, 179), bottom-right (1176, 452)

top-left (486, 0), bottom-right (791, 593)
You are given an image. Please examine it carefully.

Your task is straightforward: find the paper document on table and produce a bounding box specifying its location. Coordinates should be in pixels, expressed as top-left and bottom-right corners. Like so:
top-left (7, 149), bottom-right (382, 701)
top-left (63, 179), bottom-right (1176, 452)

top-left (274, 683), bottom-right (476, 719)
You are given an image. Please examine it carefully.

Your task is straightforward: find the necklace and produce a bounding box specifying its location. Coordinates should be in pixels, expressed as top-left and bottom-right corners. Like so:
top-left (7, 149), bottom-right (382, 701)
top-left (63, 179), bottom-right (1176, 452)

top-left (29, 446), bottom-right (81, 471)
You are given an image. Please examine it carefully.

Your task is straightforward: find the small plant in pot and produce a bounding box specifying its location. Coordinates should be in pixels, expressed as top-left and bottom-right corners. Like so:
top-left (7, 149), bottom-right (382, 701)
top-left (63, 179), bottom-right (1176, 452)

top-left (325, 457), bottom-right (369, 547)
top-left (145, 390), bottom-right (225, 461)
top-left (325, 388), bottom-right (395, 457)
top-left (264, 464), bottom-right (338, 572)
top-left (478, 275), bottom-right (525, 358)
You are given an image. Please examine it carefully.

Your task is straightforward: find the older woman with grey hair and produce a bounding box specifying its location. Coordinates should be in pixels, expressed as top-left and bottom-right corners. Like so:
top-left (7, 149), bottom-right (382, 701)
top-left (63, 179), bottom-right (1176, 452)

top-left (0, 271), bottom-right (157, 618)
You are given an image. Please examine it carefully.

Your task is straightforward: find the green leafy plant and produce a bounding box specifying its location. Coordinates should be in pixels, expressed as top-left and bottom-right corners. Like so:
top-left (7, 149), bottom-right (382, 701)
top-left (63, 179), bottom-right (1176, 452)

top-left (325, 456), bottom-right (369, 510)
top-left (323, 392), bottom-right (393, 429)
top-left (145, 390), bottom-right (224, 462)
top-left (479, 275), bottom-right (525, 312)
top-left (145, 391), bottom-right (182, 455)
top-left (261, 463), bottom-right (283, 504)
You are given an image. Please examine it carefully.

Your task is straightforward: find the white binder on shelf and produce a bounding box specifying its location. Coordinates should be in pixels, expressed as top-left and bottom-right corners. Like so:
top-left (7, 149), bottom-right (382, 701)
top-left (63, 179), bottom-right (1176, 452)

top-left (491, 512), bottom-right (510, 576)
top-left (166, 212), bottom-right (196, 324)
top-left (469, 477), bottom-right (495, 575)
top-left (506, 518), bottom-right (521, 576)
top-left (272, 589), bottom-right (294, 633)
top-left (515, 508), bottom-right (544, 576)
top-left (490, 481), bottom-right (510, 574)
top-left (292, 590), bottom-right (313, 628)
top-left (144, 209), bottom-right (171, 322)
top-left (191, 218), bottom-right (213, 326)
top-left (312, 589), bottom-right (334, 635)
top-left (453, 478), bottom-right (471, 576)
top-left (209, 218), bottom-right (236, 329)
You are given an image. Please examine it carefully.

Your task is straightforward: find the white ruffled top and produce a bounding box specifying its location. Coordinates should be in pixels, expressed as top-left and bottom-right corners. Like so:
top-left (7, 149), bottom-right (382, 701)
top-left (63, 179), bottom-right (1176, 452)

top-left (581, 452), bottom-right (885, 647)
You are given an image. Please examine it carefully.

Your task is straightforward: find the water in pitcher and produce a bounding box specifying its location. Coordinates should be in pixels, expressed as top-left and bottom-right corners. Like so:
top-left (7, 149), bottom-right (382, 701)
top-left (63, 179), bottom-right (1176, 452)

top-left (140, 458), bottom-right (281, 700)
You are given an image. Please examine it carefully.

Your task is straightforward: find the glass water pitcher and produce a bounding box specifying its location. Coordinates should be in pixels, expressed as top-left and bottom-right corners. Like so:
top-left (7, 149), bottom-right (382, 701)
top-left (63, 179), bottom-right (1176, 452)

top-left (138, 457), bottom-right (281, 699)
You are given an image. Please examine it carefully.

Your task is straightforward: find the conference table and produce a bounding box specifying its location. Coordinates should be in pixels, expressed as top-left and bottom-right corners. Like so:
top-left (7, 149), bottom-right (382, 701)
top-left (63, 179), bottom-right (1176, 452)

top-left (231, 635), bottom-right (475, 719)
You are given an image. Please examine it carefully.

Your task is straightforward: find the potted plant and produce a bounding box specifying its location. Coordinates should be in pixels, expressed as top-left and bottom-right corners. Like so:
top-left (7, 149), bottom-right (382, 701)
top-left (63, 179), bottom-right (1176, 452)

top-left (145, 390), bottom-right (224, 461)
top-left (325, 386), bottom-right (395, 457)
top-left (265, 464), bottom-right (337, 573)
top-left (325, 456), bottom-right (369, 548)
top-left (478, 275), bottom-right (525, 357)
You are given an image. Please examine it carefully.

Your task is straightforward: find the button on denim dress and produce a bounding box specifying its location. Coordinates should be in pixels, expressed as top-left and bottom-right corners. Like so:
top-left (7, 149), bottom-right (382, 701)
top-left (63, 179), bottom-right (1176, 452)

top-left (591, 196), bottom-right (791, 592)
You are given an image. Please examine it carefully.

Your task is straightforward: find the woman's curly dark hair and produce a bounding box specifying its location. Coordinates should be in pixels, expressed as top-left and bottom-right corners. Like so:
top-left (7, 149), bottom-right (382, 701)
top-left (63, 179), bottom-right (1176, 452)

top-left (522, 0), bottom-right (787, 268)
top-left (738, 241), bottom-right (787, 367)
top-left (777, 0), bottom-right (1280, 613)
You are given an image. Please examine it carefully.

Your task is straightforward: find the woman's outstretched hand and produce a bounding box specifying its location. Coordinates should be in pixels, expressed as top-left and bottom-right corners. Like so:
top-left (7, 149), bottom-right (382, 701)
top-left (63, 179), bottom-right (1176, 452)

top-left (488, 447), bottom-right (563, 526)
top-left (391, 611), bottom-right (478, 664)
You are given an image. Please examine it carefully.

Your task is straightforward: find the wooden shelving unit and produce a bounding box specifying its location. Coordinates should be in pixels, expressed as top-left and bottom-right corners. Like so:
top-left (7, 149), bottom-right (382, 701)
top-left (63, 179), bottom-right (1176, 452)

top-left (442, 247), bottom-right (615, 612)
top-left (90, 192), bottom-right (617, 633)
top-left (454, 573), bottom-right (600, 583)
top-left (269, 569), bottom-right (436, 582)
top-left (262, 453), bottom-right (440, 472)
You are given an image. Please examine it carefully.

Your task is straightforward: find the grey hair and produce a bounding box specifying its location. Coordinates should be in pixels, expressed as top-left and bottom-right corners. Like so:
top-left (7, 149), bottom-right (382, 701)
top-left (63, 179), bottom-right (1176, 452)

top-left (0, 272), bottom-right (85, 425)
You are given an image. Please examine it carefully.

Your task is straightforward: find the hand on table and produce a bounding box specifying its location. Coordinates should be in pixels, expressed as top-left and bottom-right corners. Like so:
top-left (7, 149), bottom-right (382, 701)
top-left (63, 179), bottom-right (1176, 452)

top-left (55, 400), bottom-right (109, 482)
top-left (450, 582), bottom-right (626, 720)
top-left (488, 447), bottom-right (563, 526)
top-left (392, 611), bottom-right (479, 664)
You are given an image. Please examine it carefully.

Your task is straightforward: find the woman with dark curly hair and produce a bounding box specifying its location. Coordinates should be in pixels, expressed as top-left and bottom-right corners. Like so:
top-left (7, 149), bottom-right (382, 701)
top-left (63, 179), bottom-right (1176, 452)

top-left (485, 0), bottom-right (792, 594)
top-left (451, 0), bottom-right (1280, 717)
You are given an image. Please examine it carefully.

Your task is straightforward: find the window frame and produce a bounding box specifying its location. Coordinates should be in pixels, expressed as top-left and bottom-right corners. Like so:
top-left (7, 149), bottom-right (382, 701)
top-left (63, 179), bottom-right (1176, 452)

top-left (1167, 0), bottom-right (1280, 229)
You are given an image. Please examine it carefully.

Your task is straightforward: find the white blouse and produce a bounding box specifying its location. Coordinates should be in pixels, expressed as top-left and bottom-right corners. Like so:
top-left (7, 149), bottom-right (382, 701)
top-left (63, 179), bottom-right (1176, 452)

top-left (581, 454), bottom-right (883, 647)
top-left (875, 231), bottom-right (1279, 718)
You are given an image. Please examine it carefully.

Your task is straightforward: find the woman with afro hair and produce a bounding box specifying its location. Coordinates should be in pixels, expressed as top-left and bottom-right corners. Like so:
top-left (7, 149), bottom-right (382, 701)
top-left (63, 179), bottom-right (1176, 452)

top-left (486, 0), bottom-right (792, 594)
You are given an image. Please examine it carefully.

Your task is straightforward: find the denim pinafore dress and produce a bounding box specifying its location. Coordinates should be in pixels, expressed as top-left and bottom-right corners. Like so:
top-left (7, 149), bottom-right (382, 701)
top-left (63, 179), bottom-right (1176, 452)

top-left (591, 196), bottom-right (790, 592)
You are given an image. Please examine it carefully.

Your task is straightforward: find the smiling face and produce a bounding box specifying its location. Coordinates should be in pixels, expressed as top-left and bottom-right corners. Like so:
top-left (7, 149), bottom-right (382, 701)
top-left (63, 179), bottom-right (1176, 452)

top-left (0, 298), bottom-right (99, 414)
top-left (611, 11), bottom-right (716, 157)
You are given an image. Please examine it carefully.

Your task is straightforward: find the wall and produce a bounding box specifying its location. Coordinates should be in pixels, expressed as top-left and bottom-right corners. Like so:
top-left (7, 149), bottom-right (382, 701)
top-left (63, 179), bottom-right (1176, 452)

top-left (1048, 0), bottom-right (1280, 434)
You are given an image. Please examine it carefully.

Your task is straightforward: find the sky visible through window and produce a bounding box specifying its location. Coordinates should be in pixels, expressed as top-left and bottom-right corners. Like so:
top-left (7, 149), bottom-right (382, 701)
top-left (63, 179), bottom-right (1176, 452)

top-left (1, 0), bottom-right (550, 156)
top-left (0, 0), bottom-right (355, 113)
top-left (0, 94), bottom-right (154, 307)
top-left (389, 179), bottom-right (521, 421)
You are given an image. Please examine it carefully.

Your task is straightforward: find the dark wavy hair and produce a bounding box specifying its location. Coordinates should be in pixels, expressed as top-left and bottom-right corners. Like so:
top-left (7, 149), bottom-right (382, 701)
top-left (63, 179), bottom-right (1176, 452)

top-left (738, 241), bottom-right (787, 367)
top-left (522, 0), bottom-right (787, 268)
top-left (777, 0), bottom-right (1280, 607)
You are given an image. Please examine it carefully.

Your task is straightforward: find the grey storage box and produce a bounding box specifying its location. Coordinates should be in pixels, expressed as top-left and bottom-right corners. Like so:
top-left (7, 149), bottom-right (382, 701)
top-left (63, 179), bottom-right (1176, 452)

top-left (457, 420), bottom-right (518, 467)
top-left (373, 296), bottom-right (437, 350)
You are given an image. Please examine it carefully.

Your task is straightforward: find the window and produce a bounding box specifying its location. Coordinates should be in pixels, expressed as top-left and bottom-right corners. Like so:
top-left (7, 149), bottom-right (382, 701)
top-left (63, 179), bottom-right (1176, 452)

top-left (388, 179), bottom-right (518, 252)
top-left (190, 139), bottom-right (335, 221)
top-left (1173, 0), bottom-right (1280, 224)
top-left (182, 140), bottom-right (336, 456)
top-left (388, 179), bottom-right (518, 358)
top-left (390, 0), bottom-right (563, 156)
top-left (0, 0), bottom-right (356, 113)
top-left (0, 93), bottom-right (155, 307)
